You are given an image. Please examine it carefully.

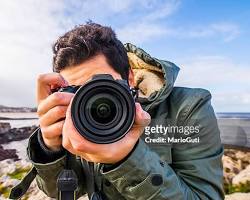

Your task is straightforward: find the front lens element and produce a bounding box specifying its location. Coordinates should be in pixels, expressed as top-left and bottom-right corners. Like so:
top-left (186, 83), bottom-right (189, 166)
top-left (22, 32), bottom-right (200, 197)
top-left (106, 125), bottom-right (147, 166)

top-left (90, 97), bottom-right (117, 124)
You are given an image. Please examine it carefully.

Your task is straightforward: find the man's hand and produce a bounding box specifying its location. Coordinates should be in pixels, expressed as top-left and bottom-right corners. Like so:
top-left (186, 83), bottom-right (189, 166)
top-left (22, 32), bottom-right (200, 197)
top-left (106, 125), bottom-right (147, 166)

top-left (36, 73), bottom-right (74, 151)
top-left (62, 102), bottom-right (151, 164)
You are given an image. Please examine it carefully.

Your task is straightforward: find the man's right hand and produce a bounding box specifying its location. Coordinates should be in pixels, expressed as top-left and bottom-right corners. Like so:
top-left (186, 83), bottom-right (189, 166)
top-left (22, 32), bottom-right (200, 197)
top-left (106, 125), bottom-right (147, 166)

top-left (36, 73), bottom-right (74, 151)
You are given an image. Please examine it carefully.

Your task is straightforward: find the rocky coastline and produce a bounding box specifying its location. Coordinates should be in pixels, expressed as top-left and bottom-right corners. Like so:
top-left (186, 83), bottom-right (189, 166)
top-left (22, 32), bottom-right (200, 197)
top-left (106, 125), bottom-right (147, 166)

top-left (0, 122), bottom-right (37, 161)
top-left (0, 121), bottom-right (249, 199)
top-left (0, 105), bottom-right (36, 113)
top-left (0, 124), bottom-right (37, 145)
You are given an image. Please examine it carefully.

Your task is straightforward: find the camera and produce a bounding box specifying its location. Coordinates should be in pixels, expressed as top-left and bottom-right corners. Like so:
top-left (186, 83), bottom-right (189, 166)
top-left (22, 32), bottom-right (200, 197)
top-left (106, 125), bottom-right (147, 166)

top-left (57, 74), bottom-right (137, 144)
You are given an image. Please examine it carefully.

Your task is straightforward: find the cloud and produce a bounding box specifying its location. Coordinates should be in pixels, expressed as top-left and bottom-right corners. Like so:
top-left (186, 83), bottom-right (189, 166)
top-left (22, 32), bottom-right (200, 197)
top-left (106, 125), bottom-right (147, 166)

top-left (117, 21), bottom-right (240, 44)
top-left (117, 23), bottom-right (173, 44)
top-left (178, 22), bottom-right (240, 42)
top-left (0, 0), bottom-right (246, 111)
top-left (116, 0), bottom-right (181, 44)
top-left (0, 0), bottom-right (66, 106)
top-left (143, 0), bottom-right (181, 21)
top-left (60, 0), bottom-right (134, 25)
top-left (175, 56), bottom-right (250, 112)
top-left (112, 0), bottom-right (239, 44)
top-left (0, 0), bottom-right (136, 107)
top-left (176, 56), bottom-right (250, 86)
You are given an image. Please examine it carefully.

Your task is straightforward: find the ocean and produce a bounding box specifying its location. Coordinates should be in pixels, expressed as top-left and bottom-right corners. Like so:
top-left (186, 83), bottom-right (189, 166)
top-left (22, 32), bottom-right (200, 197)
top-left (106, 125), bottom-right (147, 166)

top-left (216, 113), bottom-right (250, 149)
top-left (0, 112), bottom-right (39, 128)
top-left (216, 112), bottom-right (250, 119)
top-left (0, 112), bottom-right (38, 160)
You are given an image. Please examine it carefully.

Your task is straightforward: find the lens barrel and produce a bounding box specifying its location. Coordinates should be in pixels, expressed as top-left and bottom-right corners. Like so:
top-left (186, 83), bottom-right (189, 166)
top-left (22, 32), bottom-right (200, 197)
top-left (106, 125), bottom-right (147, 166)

top-left (70, 74), bottom-right (135, 144)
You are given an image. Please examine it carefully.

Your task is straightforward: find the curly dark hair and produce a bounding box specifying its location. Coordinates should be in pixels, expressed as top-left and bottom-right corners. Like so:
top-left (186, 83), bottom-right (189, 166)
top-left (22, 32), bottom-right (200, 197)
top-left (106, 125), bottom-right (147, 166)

top-left (52, 22), bottom-right (130, 80)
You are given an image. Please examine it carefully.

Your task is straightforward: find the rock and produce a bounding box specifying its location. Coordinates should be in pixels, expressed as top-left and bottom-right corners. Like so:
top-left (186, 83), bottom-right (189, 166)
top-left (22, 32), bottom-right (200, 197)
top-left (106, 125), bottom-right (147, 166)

top-left (0, 125), bottom-right (37, 162)
top-left (1, 177), bottom-right (19, 188)
top-left (225, 192), bottom-right (250, 200)
top-left (24, 180), bottom-right (54, 200)
top-left (0, 159), bottom-right (16, 176)
top-left (0, 122), bottom-right (11, 134)
top-left (21, 180), bottom-right (88, 200)
top-left (222, 155), bottom-right (242, 184)
top-left (1, 145), bottom-right (250, 199)
top-left (223, 149), bottom-right (250, 185)
top-left (0, 105), bottom-right (36, 112)
top-left (235, 151), bottom-right (250, 167)
top-left (0, 159), bottom-right (31, 176)
top-left (0, 158), bottom-right (87, 200)
top-left (0, 125), bottom-right (37, 144)
top-left (0, 145), bottom-right (18, 161)
top-left (232, 165), bottom-right (250, 185)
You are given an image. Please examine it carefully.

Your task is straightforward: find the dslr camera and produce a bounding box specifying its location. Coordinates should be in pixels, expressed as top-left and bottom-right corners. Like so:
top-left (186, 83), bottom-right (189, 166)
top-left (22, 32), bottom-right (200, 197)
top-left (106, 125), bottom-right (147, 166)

top-left (57, 74), bottom-right (137, 144)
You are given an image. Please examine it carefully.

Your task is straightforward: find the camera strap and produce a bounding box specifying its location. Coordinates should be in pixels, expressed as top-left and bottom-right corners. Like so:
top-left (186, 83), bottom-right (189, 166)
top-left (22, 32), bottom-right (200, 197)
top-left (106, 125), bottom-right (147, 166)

top-left (57, 153), bottom-right (103, 200)
top-left (57, 151), bottom-right (78, 200)
top-left (81, 160), bottom-right (104, 200)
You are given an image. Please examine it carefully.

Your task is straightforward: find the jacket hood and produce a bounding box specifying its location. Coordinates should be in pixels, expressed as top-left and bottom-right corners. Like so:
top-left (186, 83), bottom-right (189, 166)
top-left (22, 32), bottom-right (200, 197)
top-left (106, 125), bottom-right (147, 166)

top-left (124, 43), bottom-right (180, 110)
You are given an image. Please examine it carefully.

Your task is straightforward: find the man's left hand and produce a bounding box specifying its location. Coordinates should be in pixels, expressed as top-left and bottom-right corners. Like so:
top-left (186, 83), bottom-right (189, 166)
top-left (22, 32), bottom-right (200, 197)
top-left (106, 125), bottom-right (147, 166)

top-left (62, 102), bottom-right (151, 164)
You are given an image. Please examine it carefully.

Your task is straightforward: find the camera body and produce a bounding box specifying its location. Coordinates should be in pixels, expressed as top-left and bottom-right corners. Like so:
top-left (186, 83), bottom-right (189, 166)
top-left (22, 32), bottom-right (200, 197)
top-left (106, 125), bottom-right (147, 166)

top-left (58, 74), bottom-right (137, 144)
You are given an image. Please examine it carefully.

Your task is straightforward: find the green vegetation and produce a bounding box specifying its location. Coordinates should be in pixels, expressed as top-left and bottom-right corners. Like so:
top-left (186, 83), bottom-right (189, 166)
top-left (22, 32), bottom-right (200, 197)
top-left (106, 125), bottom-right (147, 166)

top-left (224, 181), bottom-right (250, 194)
top-left (7, 167), bottom-right (30, 180)
top-left (0, 166), bottom-right (31, 199)
top-left (0, 183), bottom-right (9, 198)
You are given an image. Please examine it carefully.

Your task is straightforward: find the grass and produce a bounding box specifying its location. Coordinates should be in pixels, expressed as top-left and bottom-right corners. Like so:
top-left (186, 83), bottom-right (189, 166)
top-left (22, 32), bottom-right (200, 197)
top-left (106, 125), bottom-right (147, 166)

top-left (224, 181), bottom-right (250, 194)
top-left (7, 167), bottom-right (30, 180)
top-left (0, 184), bottom-right (9, 198)
top-left (0, 166), bottom-right (31, 199)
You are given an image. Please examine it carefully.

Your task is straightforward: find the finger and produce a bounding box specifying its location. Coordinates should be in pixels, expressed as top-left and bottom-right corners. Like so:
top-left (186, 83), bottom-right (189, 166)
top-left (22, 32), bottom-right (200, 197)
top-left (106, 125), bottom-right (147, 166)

top-left (39, 106), bottom-right (67, 127)
top-left (122, 126), bottom-right (142, 146)
top-left (63, 121), bottom-right (99, 154)
top-left (134, 103), bottom-right (151, 127)
top-left (65, 98), bottom-right (74, 119)
top-left (36, 73), bottom-right (68, 104)
top-left (41, 120), bottom-right (65, 139)
top-left (63, 102), bottom-right (149, 155)
top-left (63, 139), bottom-right (76, 155)
top-left (37, 92), bottom-right (74, 116)
top-left (62, 133), bottom-right (81, 156)
top-left (42, 136), bottom-right (62, 150)
top-left (64, 103), bottom-right (102, 154)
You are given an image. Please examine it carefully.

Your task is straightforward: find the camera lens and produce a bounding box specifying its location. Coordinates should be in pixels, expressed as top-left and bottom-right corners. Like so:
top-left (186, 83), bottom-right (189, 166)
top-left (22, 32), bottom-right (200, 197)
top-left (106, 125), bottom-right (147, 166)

top-left (71, 75), bottom-right (135, 144)
top-left (90, 97), bottom-right (116, 124)
top-left (97, 103), bottom-right (110, 118)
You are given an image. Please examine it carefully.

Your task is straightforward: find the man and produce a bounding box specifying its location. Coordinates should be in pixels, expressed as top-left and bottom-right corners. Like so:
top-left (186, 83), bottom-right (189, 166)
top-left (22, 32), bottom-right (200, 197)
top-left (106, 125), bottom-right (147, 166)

top-left (10, 22), bottom-right (224, 200)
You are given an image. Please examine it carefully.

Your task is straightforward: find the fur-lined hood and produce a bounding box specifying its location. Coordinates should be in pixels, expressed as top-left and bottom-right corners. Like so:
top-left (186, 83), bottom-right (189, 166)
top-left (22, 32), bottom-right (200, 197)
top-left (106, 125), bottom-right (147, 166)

top-left (124, 43), bottom-right (180, 110)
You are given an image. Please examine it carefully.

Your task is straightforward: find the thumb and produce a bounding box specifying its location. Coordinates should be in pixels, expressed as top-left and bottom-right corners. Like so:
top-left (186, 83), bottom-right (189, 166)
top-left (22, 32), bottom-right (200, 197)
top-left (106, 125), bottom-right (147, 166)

top-left (134, 103), bottom-right (151, 127)
top-left (66, 98), bottom-right (74, 120)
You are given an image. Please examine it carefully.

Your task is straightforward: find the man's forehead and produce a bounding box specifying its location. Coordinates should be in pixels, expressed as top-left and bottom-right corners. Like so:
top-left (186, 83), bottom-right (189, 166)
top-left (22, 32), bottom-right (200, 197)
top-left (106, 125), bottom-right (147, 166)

top-left (60, 56), bottom-right (121, 85)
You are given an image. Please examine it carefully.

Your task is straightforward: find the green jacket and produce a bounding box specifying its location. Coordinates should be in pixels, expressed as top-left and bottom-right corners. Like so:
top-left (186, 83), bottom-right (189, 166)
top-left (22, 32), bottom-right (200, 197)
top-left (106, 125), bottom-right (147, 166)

top-left (10, 44), bottom-right (224, 200)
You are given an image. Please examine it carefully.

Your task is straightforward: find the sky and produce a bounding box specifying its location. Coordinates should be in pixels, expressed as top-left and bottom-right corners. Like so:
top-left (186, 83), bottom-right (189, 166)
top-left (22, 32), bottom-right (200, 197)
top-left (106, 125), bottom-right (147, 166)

top-left (0, 0), bottom-right (249, 112)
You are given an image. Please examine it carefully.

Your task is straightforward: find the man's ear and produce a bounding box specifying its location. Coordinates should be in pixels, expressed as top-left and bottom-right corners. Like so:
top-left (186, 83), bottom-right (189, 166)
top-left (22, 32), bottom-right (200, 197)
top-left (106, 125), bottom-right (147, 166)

top-left (128, 69), bottom-right (135, 87)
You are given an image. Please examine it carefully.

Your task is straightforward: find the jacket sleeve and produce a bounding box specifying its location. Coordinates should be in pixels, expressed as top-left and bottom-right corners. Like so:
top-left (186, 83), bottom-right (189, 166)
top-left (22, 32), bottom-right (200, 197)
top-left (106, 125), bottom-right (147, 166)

top-left (27, 129), bottom-right (86, 198)
top-left (100, 90), bottom-right (224, 200)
